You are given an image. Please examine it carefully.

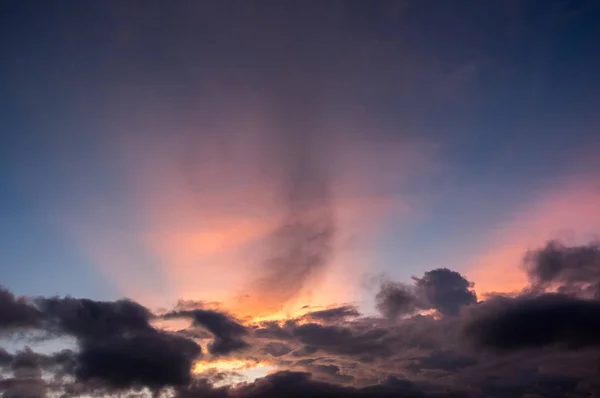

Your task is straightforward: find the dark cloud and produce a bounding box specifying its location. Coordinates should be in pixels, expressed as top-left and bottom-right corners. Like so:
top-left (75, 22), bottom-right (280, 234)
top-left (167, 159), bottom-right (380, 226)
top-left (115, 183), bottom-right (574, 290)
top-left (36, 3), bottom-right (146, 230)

top-left (165, 309), bottom-right (249, 356)
top-left (0, 348), bottom-right (13, 367)
top-left (0, 348), bottom-right (46, 398)
top-left (464, 293), bottom-right (600, 351)
top-left (76, 332), bottom-right (201, 389)
top-left (0, 287), bottom-right (41, 332)
top-left (302, 305), bottom-right (360, 323)
top-left (35, 297), bottom-right (203, 390)
top-left (406, 350), bottom-right (476, 373)
top-left (285, 322), bottom-right (392, 360)
top-left (38, 297), bottom-right (153, 342)
top-left (309, 364), bottom-right (355, 384)
top-left (179, 371), bottom-right (468, 398)
top-left (376, 269), bottom-right (477, 318)
top-left (414, 269), bottom-right (477, 316)
top-left (11, 348), bottom-right (42, 379)
top-left (5, 241), bottom-right (600, 396)
top-left (376, 282), bottom-right (419, 318)
top-left (254, 320), bottom-right (294, 340)
top-left (525, 240), bottom-right (600, 298)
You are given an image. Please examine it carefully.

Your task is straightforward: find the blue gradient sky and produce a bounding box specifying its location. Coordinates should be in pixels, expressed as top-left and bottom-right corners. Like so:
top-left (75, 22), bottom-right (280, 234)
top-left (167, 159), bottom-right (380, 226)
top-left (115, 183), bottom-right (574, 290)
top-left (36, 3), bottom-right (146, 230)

top-left (1, 1), bottom-right (600, 315)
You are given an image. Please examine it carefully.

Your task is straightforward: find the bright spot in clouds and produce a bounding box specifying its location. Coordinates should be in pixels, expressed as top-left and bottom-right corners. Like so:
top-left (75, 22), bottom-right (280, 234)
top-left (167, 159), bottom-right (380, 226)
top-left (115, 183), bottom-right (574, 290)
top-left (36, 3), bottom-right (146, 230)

top-left (193, 359), bottom-right (276, 385)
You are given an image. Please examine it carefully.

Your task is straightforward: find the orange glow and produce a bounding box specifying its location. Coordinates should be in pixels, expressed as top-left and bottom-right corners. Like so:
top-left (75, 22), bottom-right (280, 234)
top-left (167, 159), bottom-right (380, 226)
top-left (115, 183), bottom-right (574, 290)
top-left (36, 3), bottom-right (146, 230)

top-left (57, 114), bottom-right (436, 316)
top-left (192, 359), bottom-right (270, 373)
top-left (192, 358), bottom-right (276, 383)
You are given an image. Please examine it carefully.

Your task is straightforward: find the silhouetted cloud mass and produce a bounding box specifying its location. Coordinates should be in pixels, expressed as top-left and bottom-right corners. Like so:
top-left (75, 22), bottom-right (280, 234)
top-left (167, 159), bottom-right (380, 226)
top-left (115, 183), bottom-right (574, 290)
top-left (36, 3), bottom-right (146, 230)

top-left (38, 297), bottom-right (153, 342)
top-left (525, 240), bottom-right (600, 298)
top-left (376, 282), bottom-right (419, 318)
top-left (4, 239), bottom-right (600, 396)
top-left (376, 269), bottom-right (476, 317)
top-left (76, 332), bottom-right (201, 389)
top-left (0, 288), bottom-right (41, 332)
top-left (465, 293), bottom-right (600, 351)
top-left (178, 371), bottom-right (469, 398)
top-left (164, 309), bottom-right (249, 356)
top-left (415, 268), bottom-right (477, 316)
top-left (0, 348), bottom-right (46, 398)
top-left (302, 305), bottom-right (361, 323)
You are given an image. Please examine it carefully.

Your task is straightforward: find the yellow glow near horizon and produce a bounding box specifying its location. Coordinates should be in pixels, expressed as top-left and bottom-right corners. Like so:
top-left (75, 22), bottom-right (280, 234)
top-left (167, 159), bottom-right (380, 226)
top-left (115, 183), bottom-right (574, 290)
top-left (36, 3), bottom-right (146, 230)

top-left (192, 358), bottom-right (264, 373)
top-left (192, 358), bottom-right (276, 384)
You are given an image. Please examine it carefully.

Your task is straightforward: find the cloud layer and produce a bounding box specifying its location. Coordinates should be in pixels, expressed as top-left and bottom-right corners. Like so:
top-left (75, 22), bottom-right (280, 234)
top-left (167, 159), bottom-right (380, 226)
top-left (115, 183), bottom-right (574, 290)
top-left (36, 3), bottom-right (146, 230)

top-left (3, 240), bottom-right (600, 397)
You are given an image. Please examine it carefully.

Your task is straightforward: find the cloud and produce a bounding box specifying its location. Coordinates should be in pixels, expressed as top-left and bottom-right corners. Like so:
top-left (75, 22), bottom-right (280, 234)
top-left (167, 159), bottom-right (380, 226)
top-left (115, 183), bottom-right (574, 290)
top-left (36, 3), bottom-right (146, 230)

top-left (164, 309), bottom-right (249, 356)
top-left (376, 269), bottom-right (477, 318)
top-left (0, 348), bottom-right (46, 398)
top-left (4, 296), bottom-right (205, 391)
top-left (301, 305), bottom-right (361, 323)
top-left (0, 348), bottom-right (12, 367)
top-left (76, 332), bottom-right (201, 389)
top-left (465, 293), bottom-right (600, 351)
top-left (0, 287), bottom-right (41, 332)
top-left (414, 269), bottom-right (477, 316)
top-left (37, 297), bottom-right (153, 342)
top-left (257, 321), bottom-right (393, 361)
top-left (463, 240), bottom-right (600, 352)
top-left (406, 350), bottom-right (476, 374)
top-left (525, 240), bottom-right (600, 298)
top-left (5, 240), bottom-right (600, 396)
top-left (263, 342), bottom-right (293, 358)
top-left (179, 370), bottom-right (468, 398)
top-left (376, 282), bottom-right (419, 318)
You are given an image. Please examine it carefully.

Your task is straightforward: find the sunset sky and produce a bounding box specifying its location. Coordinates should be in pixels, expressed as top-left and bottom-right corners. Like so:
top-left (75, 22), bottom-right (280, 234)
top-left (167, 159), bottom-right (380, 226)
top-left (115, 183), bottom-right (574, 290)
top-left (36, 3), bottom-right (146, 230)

top-left (1, 1), bottom-right (600, 398)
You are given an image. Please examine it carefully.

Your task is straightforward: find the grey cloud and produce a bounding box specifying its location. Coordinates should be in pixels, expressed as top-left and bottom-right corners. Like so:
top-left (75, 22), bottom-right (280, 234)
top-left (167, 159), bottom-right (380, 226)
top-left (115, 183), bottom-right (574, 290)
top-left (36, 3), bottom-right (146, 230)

top-left (464, 293), bottom-right (600, 351)
top-left (0, 287), bottom-right (42, 332)
top-left (415, 268), bottom-right (477, 316)
top-left (263, 342), bottom-right (293, 357)
top-left (525, 240), bottom-right (600, 298)
top-left (37, 297), bottom-right (153, 343)
top-left (302, 305), bottom-right (361, 323)
top-left (178, 370), bottom-right (469, 398)
top-left (4, 242), bottom-right (600, 396)
top-left (376, 282), bottom-right (420, 318)
top-left (376, 269), bottom-right (477, 318)
top-left (33, 296), bottom-right (203, 390)
top-left (165, 309), bottom-right (249, 356)
top-left (0, 348), bottom-right (46, 398)
top-left (76, 332), bottom-right (201, 389)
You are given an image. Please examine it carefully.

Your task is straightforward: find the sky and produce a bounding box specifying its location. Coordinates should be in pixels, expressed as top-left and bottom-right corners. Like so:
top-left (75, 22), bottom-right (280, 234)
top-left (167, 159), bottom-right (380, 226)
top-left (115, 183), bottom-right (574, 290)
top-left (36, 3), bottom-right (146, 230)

top-left (1, 1), bottom-right (600, 397)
